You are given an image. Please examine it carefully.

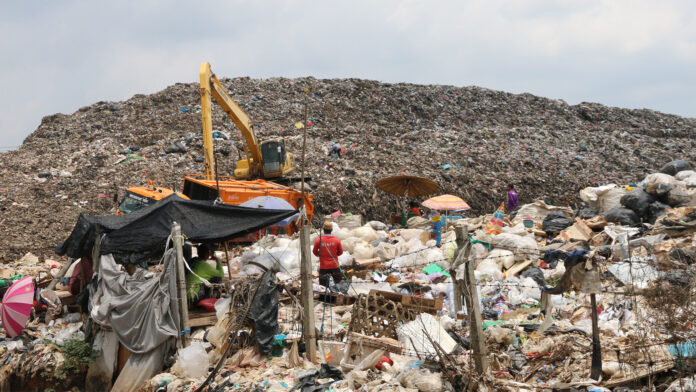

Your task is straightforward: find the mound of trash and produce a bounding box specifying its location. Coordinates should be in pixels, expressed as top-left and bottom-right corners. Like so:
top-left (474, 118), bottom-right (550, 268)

top-left (0, 76), bottom-right (695, 261)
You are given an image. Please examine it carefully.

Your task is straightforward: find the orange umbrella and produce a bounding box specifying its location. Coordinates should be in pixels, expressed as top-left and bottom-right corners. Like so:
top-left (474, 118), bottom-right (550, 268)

top-left (376, 176), bottom-right (438, 197)
top-left (421, 194), bottom-right (471, 211)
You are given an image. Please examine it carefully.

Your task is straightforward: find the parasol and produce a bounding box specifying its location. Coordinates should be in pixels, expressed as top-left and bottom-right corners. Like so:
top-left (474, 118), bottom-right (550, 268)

top-left (421, 194), bottom-right (471, 211)
top-left (376, 176), bottom-right (438, 197)
top-left (0, 276), bottom-right (34, 338)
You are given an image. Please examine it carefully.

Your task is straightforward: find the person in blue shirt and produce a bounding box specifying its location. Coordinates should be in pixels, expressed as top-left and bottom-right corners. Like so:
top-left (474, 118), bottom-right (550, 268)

top-left (432, 214), bottom-right (443, 247)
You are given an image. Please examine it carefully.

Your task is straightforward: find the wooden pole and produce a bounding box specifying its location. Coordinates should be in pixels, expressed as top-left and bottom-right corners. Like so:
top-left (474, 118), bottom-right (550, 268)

top-left (590, 293), bottom-right (602, 380)
top-left (299, 225), bottom-right (317, 362)
top-left (47, 258), bottom-right (73, 291)
top-left (172, 222), bottom-right (190, 347)
top-left (458, 225), bottom-right (488, 374)
top-left (299, 97), bottom-right (309, 224)
top-left (224, 242), bottom-right (233, 280)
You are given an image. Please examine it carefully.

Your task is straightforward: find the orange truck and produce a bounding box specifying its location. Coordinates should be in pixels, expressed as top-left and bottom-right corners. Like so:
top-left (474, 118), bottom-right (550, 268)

top-left (117, 62), bottom-right (313, 235)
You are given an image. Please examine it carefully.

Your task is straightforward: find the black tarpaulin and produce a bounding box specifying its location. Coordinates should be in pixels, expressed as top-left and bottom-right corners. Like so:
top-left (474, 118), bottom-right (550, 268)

top-left (56, 194), bottom-right (297, 264)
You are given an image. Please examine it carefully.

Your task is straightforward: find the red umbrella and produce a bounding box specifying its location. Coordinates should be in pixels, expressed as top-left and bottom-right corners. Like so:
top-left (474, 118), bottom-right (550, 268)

top-left (0, 276), bottom-right (34, 338)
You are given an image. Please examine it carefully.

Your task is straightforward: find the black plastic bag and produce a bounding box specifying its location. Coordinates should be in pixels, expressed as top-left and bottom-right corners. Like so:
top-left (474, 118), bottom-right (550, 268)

top-left (660, 160), bottom-right (692, 176)
top-left (248, 272), bottom-right (280, 355)
top-left (647, 201), bottom-right (670, 224)
top-left (521, 266), bottom-right (545, 286)
top-left (604, 207), bottom-right (640, 226)
top-left (290, 364), bottom-right (344, 392)
top-left (542, 211), bottom-right (572, 233)
top-left (620, 189), bottom-right (654, 219)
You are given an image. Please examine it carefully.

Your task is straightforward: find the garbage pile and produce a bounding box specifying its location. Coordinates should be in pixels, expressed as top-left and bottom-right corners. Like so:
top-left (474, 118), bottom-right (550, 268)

top-left (133, 161), bottom-right (696, 391)
top-left (1, 76), bottom-right (695, 262)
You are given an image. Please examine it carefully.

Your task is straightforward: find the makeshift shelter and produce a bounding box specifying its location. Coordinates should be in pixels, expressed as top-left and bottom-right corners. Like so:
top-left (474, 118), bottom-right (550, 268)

top-left (54, 194), bottom-right (297, 391)
top-left (56, 194), bottom-right (297, 265)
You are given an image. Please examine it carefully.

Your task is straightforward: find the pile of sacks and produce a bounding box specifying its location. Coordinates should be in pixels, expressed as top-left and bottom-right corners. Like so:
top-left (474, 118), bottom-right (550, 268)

top-left (232, 220), bottom-right (450, 281)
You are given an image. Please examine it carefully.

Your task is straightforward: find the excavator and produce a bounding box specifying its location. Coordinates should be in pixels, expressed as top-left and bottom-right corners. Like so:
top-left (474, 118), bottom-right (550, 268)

top-left (117, 62), bottom-right (313, 234)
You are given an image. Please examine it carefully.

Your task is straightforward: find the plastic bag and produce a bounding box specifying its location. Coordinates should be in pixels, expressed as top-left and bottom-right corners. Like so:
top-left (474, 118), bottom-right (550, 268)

top-left (676, 170), bottom-right (696, 181)
top-left (620, 188), bottom-right (655, 218)
top-left (368, 220), bottom-right (387, 231)
top-left (399, 229), bottom-right (426, 242)
top-left (668, 182), bottom-right (692, 206)
top-left (542, 211), bottom-right (573, 233)
top-left (643, 173), bottom-right (677, 195)
top-left (172, 343), bottom-right (209, 378)
top-left (475, 258), bottom-right (502, 277)
top-left (488, 233), bottom-right (538, 262)
top-left (351, 226), bottom-right (379, 242)
top-left (352, 242), bottom-right (375, 260)
top-left (483, 249), bottom-right (515, 269)
top-left (333, 227), bottom-right (352, 241)
top-left (604, 206), bottom-right (640, 226)
top-left (660, 160), bottom-right (692, 176)
top-left (341, 237), bottom-right (363, 254)
top-left (579, 184), bottom-right (626, 212)
top-left (375, 242), bottom-right (398, 261)
top-left (396, 368), bottom-right (443, 392)
top-left (337, 251), bottom-right (353, 266)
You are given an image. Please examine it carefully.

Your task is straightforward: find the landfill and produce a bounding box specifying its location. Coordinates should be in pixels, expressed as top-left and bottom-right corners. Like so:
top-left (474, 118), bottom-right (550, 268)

top-left (1, 77), bottom-right (696, 391)
top-left (1, 77), bottom-right (696, 263)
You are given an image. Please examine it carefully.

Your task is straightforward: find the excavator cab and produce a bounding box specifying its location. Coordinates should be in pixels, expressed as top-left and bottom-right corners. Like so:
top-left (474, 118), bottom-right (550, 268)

top-left (260, 139), bottom-right (286, 177)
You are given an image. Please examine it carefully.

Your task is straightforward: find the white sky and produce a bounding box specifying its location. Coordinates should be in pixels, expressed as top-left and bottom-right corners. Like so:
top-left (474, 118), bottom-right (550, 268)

top-left (1, 0), bottom-right (695, 148)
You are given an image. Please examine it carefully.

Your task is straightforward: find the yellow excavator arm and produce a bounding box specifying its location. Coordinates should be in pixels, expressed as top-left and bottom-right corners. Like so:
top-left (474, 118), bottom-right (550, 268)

top-left (200, 62), bottom-right (263, 179)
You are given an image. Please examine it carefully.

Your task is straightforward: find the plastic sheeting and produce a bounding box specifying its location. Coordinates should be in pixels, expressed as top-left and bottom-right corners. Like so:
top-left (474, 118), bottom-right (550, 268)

top-left (248, 272), bottom-right (280, 355)
top-left (56, 194), bottom-right (297, 264)
top-left (91, 251), bottom-right (180, 354)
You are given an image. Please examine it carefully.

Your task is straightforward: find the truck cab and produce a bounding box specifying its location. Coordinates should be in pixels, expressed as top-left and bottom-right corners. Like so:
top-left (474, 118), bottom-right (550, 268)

top-left (117, 185), bottom-right (189, 215)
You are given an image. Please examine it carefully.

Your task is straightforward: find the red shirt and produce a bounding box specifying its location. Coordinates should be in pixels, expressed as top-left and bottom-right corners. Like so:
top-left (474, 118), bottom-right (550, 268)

top-left (409, 207), bottom-right (422, 216)
top-left (313, 235), bottom-right (343, 270)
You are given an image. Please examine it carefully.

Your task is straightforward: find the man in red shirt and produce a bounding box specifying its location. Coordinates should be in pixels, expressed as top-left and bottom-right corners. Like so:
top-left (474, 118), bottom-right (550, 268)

top-left (313, 221), bottom-right (344, 287)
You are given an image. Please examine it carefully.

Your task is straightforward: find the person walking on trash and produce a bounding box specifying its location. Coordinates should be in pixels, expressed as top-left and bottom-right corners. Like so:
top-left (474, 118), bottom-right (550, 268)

top-left (328, 142), bottom-right (342, 158)
top-left (313, 221), bottom-right (344, 287)
top-left (506, 184), bottom-right (519, 212)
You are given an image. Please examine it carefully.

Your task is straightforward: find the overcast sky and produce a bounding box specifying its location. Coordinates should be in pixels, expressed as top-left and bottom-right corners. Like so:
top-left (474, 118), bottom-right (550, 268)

top-left (1, 0), bottom-right (695, 149)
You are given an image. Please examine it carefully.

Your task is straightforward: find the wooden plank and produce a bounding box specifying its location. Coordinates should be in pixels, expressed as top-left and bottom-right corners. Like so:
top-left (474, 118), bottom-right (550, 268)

top-left (575, 217), bottom-right (594, 236)
top-left (188, 313), bottom-right (218, 328)
top-left (506, 259), bottom-right (533, 277)
top-left (354, 258), bottom-right (382, 269)
top-left (314, 291), bottom-right (355, 305)
top-left (54, 290), bottom-right (77, 306)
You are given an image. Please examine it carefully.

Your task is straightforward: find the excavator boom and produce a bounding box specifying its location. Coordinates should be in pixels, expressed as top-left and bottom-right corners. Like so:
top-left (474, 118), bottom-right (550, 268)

top-left (200, 62), bottom-right (263, 179)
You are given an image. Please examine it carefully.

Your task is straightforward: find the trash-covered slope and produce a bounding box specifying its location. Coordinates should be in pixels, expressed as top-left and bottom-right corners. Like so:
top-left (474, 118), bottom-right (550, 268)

top-left (1, 77), bottom-right (695, 262)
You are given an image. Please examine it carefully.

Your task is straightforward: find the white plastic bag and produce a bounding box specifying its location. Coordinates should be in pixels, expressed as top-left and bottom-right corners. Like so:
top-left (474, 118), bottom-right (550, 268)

top-left (484, 249), bottom-right (515, 269)
top-left (338, 251), bottom-right (353, 266)
top-left (172, 343), bottom-right (209, 378)
top-left (643, 173), bottom-right (677, 195)
top-left (489, 233), bottom-right (539, 261)
top-left (353, 243), bottom-right (376, 260)
top-left (368, 221), bottom-right (387, 231)
top-left (351, 226), bottom-right (379, 242)
top-left (375, 242), bottom-right (398, 261)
